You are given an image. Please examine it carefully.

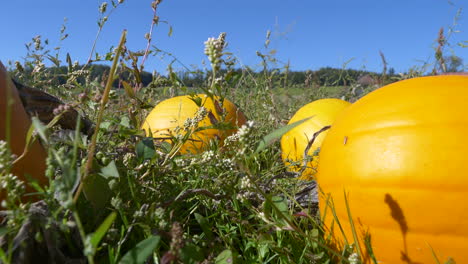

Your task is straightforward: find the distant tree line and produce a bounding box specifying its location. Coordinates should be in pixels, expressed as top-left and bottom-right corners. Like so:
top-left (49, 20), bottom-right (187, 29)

top-left (14, 55), bottom-right (465, 89)
top-left (17, 64), bottom-right (396, 88)
top-left (175, 66), bottom-right (401, 88)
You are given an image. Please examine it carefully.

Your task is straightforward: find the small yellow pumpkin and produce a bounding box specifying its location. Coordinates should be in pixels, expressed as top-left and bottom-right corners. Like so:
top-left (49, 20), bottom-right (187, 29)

top-left (142, 94), bottom-right (247, 154)
top-left (280, 98), bottom-right (350, 180)
top-left (318, 75), bottom-right (468, 263)
top-left (0, 61), bottom-right (48, 201)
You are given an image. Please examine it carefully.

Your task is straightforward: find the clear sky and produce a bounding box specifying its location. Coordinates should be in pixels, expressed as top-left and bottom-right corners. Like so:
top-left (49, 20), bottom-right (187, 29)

top-left (1, 0), bottom-right (467, 75)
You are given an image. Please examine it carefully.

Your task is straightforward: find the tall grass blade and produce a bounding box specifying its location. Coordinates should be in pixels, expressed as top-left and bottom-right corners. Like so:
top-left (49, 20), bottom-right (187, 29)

top-left (255, 117), bottom-right (311, 153)
top-left (343, 190), bottom-right (363, 260)
top-left (91, 212), bottom-right (117, 249)
top-left (74, 29), bottom-right (127, 202)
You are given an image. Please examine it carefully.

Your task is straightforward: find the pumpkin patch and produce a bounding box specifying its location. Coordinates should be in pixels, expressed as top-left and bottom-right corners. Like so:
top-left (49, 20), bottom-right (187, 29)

top-left (142, 94), bottom-right (247, 154)
top-left (280, 98), bottom-right (350, 180)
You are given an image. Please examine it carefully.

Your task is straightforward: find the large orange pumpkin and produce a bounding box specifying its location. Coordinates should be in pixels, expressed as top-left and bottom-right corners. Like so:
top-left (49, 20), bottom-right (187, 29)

top-left (0, 61), bottom-right (48, 202)
top-left (280, 98), bottom-right (350, 180)
top-left (142, 94), bottom-right (247, 154)
top-left (317, 75), bottom-right (468, 263)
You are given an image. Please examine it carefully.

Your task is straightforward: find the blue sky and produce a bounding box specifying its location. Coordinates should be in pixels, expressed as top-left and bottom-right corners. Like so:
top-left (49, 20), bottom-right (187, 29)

top-left (1, 0), bottom-right (467, 75)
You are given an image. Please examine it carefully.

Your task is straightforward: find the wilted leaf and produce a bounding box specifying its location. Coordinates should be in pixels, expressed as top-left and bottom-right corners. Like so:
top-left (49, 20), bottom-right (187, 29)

top-left (122, 80), bottom-right (135, 99)
top-left (168, 26), bottom-right (173, 37)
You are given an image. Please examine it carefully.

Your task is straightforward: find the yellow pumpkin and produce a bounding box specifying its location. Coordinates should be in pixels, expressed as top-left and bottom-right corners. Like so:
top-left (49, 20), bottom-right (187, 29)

top-left (0, 61), bottom-right (48, 202)
top-left (142, 94), bottom-right (247, 154)
top-left (280, 98), bottom-right (350, 180)
top-left (317, 75), bottom-right (468, 263)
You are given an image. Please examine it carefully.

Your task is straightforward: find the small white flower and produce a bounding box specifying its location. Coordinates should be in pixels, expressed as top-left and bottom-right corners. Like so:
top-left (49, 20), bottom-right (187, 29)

top-left (239, 177), bottom-right (252, 189)
top-left (201, 150), bottom-right (215, 162)
top-left (348, 253), bottom-right (360, 264)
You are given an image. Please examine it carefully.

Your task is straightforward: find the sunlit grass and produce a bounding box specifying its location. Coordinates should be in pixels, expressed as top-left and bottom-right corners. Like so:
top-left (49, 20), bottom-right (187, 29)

top-left (0, 1), bottom-right (464, 263)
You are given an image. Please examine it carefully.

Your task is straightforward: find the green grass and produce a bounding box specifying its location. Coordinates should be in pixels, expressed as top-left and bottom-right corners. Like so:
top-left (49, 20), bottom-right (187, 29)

top-left (1, 39), bottom-right (362, 264)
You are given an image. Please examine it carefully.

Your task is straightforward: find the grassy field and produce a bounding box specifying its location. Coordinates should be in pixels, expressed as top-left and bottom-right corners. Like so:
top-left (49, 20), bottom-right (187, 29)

top-left (1, 2), bottom-right (460, 264)
top-left (1, 44), bottom-right (381, 264)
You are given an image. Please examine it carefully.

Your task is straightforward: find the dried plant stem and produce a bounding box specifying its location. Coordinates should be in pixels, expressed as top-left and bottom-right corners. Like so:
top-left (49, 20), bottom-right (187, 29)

top-left (379, 50), bottom-right (387, 84)
top-left (300, 125), bottom-right (331, 175)
top-left (140, 1), bottom-right (162, 70)
top-left (161, 188), bottom-right (226, 208)
top-left (73, 30), bottom-right (127, 203)
top-left (83, 5), bottom-right (120, 68)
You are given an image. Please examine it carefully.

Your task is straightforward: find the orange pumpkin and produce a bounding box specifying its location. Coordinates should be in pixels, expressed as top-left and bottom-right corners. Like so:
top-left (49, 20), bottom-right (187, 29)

top-left (142, 94), bottom-right (247, 154)
top-left (0, 61), bottom-right (48, 202)
top-left (280, 98), bottom-right (350, 180)
top-left (317, 75), bottom-right (468, 263)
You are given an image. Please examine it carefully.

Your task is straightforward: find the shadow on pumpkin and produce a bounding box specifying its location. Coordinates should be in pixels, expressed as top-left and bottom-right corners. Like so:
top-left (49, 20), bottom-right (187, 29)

top-left (384, 193), bottom-right (421, 264)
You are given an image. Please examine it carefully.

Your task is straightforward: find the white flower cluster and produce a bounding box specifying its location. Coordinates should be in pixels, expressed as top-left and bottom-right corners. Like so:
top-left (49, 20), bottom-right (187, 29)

top-left (236, 176), bottom-right (259, 202)
top-left (225, 120), bottom-right (256, 155)
top-left (204, 33), bottom-right (226, 71)
top-left (200, 150), bottom-right (215, 163)
top-left (123, 152), bottom-right (136, 167)
top-left (239, 176), bottom-right (253, 189)
top-left (200, 150), bottom-right (234, 170)
top-left (219, 158), bottom-right (234, 170)
top-left (348, 253), bottom-right (360, 264)
top-left (0, 173), bottom-right (25, 205)
top-left (183, 106), bottom-right (208, 131)
top-left (174, 158), bottom-right (186, 167)
top-left (225, 120), bottom-right (255, 144)
top-left (0, 141), bottom-right (14, 172)
top-left (237, 120), bottom-right (255, 141)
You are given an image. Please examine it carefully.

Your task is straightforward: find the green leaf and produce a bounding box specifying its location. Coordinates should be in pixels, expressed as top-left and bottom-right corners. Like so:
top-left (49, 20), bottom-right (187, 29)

top-left (136, 138), bottom-right (156, 161)
top-left (100, 121), bottom-right (112, 130)
top-left (180, 243), bottom-right (204, 264)
top-left (90, 212), bottom-right (117, 249)
top-left (255, 117), bottom-right (312, 153)
top-left (194, 213), bottom-right (213, 241)
top-left (215, 249), bottom-right (234, 264)
top-left (159, 141), bottom-right (172, 153)
top-left (119, 236), bottom-right (161, 264)
top-left (83, 173), bottom-right (112, 210)
top-left (263, 195), bottom-right (291, 225)
top-left (120, 116), bottom-right (131, 128)
top-left (31, 117), bottom-right (49, 144)
top-left (100, 160), bottom-right (120, 179)
top-left (0, 227), bottom-right (12, 237)
top-left (169, 71), bottom-right (182, 87)
top-left (189, 95), bottom-right (203, 107)
top-left (272, 195), bottom-right (288, 214)
top-left (122, 80), bottom-right (136, 99)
